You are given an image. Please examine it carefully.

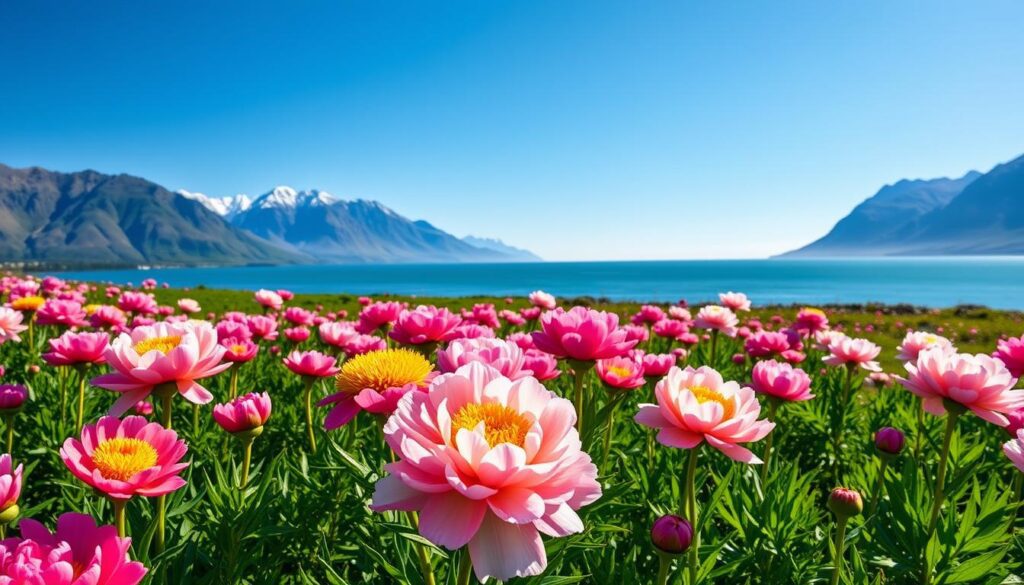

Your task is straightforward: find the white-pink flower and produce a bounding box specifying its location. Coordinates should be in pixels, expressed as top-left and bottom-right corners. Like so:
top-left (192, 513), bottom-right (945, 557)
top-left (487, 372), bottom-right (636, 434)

top-left (895, 331), bottom-right (953, 364)
top-left (693, 305), bottom-right (739, 337)
top-left (823, 337), bottom-right (882, 372)
top-left (0, 308), bottom-right (27, 344)
top-left (718, 291), bottom-right (751, 312)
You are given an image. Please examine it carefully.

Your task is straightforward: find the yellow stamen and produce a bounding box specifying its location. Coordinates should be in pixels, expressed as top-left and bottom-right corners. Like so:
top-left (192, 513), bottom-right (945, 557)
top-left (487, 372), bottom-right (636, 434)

top-left (689, 385), bottom-right (735, 420)
top-left (606, 365), bottom-right (633, 378)
top-left (11, 296), bottom-right (45, 312)
top-left (336, 348), bottom-right (432, 394)
top-left (91, 437), bottom-right (158, 481)
top-left (133, 335), bottom-right (182, 355)
top-left (83, 303), bottom-right (104, 316)
top-left (451, 402), bottom-right (531, 448)
top-left (802, 307), bottom-right (826, 317)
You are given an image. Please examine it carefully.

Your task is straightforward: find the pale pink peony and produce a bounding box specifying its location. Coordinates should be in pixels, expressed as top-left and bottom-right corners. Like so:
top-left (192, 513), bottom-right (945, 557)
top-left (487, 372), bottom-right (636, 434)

top-left (254, 289), bottom-right (284, 311)
top-left (247, 314), bottom-right (279, 341)
top-left (177, 298), bottom-right (201, 314)
top-left (899, 348), bottom-right (1024, 425)
top-left (693, 305), bottom-right (739, 337)
top-left (0, 454), bottom-right (22, 512)
top-left (994, 336), bottom-right (1024, 378)
top-left (823, 337), bottom-right (882, 372)
top-left (0, 512), bottom-right (147, 584)
top-left (91, 322), bottom-right (231, 416)
top-left (42, 330), bottom-right (109, 367)
top-left (528, 290), bottom-right (557, 310)
top-left (0, 308), bottom-right (27, 344)
top-left (213, 392), bottom-right (272, 434)
top-left (370, 363), bottom-right (601, 580)
top-left (668, 306), bottom-right (692, 322)
top-left (319, 321), bottom-right (358, 349)
top-left (60, 415), bottom-right (188, 501)
top-left (596, 355), bottom-right (646, 389)
top-left (897, 331), bottom-right (954, 364)
top-left (635, 366), bottom-right (775, 463)
top-left (1004, 429), bottom-right (1024, 473)
top-left (531, 307), bottom-right (637, 361)
top-left (718, 291), bottom-right (751, 312)
top-left (750, 359), bottom-right (814, 402)
top-left (390, 305), bottom-right (462, 345)
top-left (437, 338), bottom-right (530, 379)
top-left (813, 329), bottom-right (847, 352)
top-left (283, 350), bottom-right (340, 378)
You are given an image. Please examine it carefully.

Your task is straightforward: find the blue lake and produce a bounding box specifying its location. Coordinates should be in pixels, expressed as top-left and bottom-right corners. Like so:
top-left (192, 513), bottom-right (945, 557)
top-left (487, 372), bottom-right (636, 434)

top-left (54, 258), bottom-right (1024, 309)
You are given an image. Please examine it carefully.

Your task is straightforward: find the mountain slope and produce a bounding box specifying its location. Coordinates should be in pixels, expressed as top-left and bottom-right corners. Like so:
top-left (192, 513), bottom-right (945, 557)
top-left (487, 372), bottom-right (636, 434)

top-left (0, 164), bottom-right (301, 267)
top-left (462, 236), bottom-right (542, 261)
top-left (783, 171), bottom-right (981, 257)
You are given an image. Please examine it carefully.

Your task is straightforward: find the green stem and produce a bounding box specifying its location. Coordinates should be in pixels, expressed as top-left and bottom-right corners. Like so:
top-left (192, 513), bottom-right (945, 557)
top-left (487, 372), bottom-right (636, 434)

top-left (867, 459), bottom-right (889, 518)
top-left (922, 409), bottom-right (960, 585)
top-left (656, 553), bottom-right (672, 585)
top-left (304, 379), bottom-right (318, 453)
top-left (3, 414), bottom-right (13, 455)
top-left (405, 511), bottom-right (436, 585)
top-left (831, 366), bottom-right (855, 480)
top-left (456, 549), bottom-right (472, 585)
top-left (573, 367), bottom-right (586, 438)
top-left (684, 447), bottom-right (700, 585)
top-left (708, 330), bottom-right (718, 365)
top-left (830, 517), bottom-right (848, 585)
top-left (229, 366), bottom-right (239, 400)
top-left (59, 367), bottom-right (68, 429)
top-left (760, 400), bottom-right (779, 483)
top-left (155, 392), bottom-right (172, 555)
top-left (75, 368), bottom-right (88, 431)
top-left (113, 499), bottom-right (127, 538)
top-left (601, 396), bottom-right (621, 472)
top-left (240, 436), bottom-right (254, 489)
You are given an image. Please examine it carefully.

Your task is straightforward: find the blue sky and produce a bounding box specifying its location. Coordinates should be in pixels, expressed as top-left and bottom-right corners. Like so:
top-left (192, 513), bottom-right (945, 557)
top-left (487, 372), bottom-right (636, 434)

top-left (2, 1), bottom-right (1022, 260)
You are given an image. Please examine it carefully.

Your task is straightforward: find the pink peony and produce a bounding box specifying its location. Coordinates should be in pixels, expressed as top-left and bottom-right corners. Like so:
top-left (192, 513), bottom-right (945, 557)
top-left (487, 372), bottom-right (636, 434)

top-left (42, 330), bottom-right (109, 367)
top-left (528, 290), bottom-right (557, 310)
top-left (0, 513), bottom-right (147, 584)
top-left (794, 308), bottom-right (829, 335)
top-left (897, 331), bottom-right (954, 364)
top-left (247, 315), bottom-right (279, 341)
top-left (499, 309), bottom-right (526, 326)
top-left (437, 338), bottom-right (530, 379)
top-left (91, 322), bottom-right (230, 416)
top-left (254, 289), bottom-right (284, 311)
top-left (177, 298), bottom-right (201, 314)
top-left (370, 363), bottom-right (601, 580)
top-left (718, 291), bottom-right (751, 312)
top-left (522, 349), bottom-right (561, 381)
top-left (284, 326), bottom-right (311, 343)
top-left (319, 321), bottom-right (358, 349)
top-left (0, 385), bottom-right (27, 411)
top-left (60, 415), bottom-right (188, 501)
top-left (461, 304), bottom-right (500, 329)
top-left (216, 320), bottom-right (252, 342)
top-left (506, 332), bottom-right (536, 351)
top-left (213, 392), bottom-right (272, 434)
top-left (994, 336), bottom-right (1024, 378)
top-left (823, 337), bottom-right (882, 372)
top-left (283, 350), bottom-right (340, 379)
top-left (635, 366), bottom-right (775, 463)
top-left (750, 359), bottom-right (814, 402)
top-left (0, 308), bottom-right (28, 344)
top-left (744, 331), bottom-right (791, 359)
top-left (668, 306), bottom-right (692, 322)
top-left (1004, 429), bottom-right (1024, 473)
top-left (531, 307), bottom-right (637, 361)
top-left (221, 337), bottom-right (259, 363)
top-left (450, 323), bottom-right (496, 340)
top-left (693, 305), bottom-right (739, 337)
top-left (357, 301), bottom-right (406, 334)
top-left (652, 319), bottom-right (687, 340)
top-left (0, 454), bottom-right (22, 513)
top-left (622, 324), bottom-right (650, 344)
top-left (596, 355), bottom-right (646, 389)
top-left (899, 348), bottom-right (1024, 425)
top-left (390, 305), bottom-right (462, 345)
top-left (519, 306), bottom-right (542, 321)
top-left (631, 305), bottom-right (666, 326)
top-left (344, 334), bottom-right (388, 357)
top-left (35, 299), bottom-right (87, 328)
top-left (116, 292), bottom-right (157, 315)
top-left (284, 306), bottom-right (316, 327)
top-left (90, 306), bottom-right (127, 331)
top-left (639, 351), bottom-right (675, 378)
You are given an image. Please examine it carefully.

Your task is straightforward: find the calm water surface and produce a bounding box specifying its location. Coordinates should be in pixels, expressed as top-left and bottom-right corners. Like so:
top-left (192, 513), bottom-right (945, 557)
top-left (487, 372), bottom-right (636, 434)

top-left (55, 258), bottom-right (1024, 309)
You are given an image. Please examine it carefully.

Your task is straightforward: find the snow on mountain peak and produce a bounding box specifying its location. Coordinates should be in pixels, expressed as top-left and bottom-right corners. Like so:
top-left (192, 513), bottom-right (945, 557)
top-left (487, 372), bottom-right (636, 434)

top-left (177, 190), bottom-right (251, 219)
top-left (254, 186), bottom-right (340, 209)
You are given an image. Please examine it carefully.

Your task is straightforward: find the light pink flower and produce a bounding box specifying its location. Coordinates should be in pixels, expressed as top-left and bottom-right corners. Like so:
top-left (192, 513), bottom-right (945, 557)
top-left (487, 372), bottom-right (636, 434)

top-left (284, 326), bottom-right (311, 343)
top-left (823, 337), bottom-right (882, 372)
top-left (437, 338), bottom-right (530, 379)
top-left (668, 306), bottom-right (692, 322)
top-left (522, 349), bottom-right (561, 381)
top-left (247, 315), bottom-right (279, 341)
top-left (693, 305), bottom-right (739, 337)
top-left (0, 454), bottom-right (22, 512)
top-left (177, 298), bottom-right (201, 314)
top-left (117, 291), bottom-right (157, 315)
top-left (528, 290), bottom-right (557, 310)
top-left (283, 350), bottom-right (340, 378)
top-left (635, 366), bottom-right (775, 463)
top-left (42, 330), bottom-right (109, 367)
top-left (284, 306), bottom-right (316, 327)
top-left (1004, 429), bottom-right (1024, 473)
top-left (370, 363), bottom-right (601, 581)
top-left (0, 513), bottom-right (147, 584)
top-left (60, 415), bottom-right (188, 501)
top-left (899, 348), bottom-right (1024, 425)
top-left (91, 321), bottom-right (230, 416)
top-left (213, 392), bottom-right (272, 434)
top-left (596, 355), bottom-right (646, 389)
top-left (718, 291), bottom-right (751, 312)
top-left (254, 289), bottom-right (283, 311)
top-left (319, 321), bottom-right (358, 348)
top-left (90, 306), bottom-right (127, 331)
top-left (897, 331), bottom-right (954, 364)
top-left (390, 305), bottom-right (462, 345)
top-left (794, 308), bottom-right (829, 335)
top-left (751, 360), bottom-right (814, 402)
top-left (531, 307), bottom-right (637, 361)
top-left (0, 308), bottom-right (27, 344)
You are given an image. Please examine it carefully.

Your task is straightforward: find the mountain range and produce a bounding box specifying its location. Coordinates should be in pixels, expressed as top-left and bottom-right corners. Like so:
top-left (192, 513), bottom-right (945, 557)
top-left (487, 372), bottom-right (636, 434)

top-left (0, 164), bottom-right (539, 267)
top-left (783, 152), bottom-right (1024, 257)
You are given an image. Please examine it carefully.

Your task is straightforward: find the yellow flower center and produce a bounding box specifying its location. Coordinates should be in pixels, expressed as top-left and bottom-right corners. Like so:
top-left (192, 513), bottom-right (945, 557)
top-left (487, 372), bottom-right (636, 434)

top-left (606, 365), bottom-right (633, 378)
top-left (83, 303), bottom-right (103, 316)
top-left (924, 334), bottom-right (938, 344)
top-left (451, 402), bottom-right (531, 448)
top-left (802, 307), bottom-right (825, 317)
top-left (11, 296), bottom-right (45, 311)
top-left (91, 437), bottom-right (158, 481)
top-left (230, 344), bottom-right (247, 354)
top-left (133, 335), bottom-right (182, 355)
top-left (689, 385), bottom-right (734, 420)
top-left (336, 348), bottom-right (432, 395)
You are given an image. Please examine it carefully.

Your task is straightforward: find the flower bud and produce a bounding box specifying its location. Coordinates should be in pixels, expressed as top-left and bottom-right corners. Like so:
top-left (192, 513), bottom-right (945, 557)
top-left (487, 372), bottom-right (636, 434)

top-left (827, 488), bottom-right (863, 519)
top-left (0, 385), bottom-right (27, 412)
top-left (874, 427), bottom-right (905, 457)
top-left (650, 514), bottom-right (693, 555)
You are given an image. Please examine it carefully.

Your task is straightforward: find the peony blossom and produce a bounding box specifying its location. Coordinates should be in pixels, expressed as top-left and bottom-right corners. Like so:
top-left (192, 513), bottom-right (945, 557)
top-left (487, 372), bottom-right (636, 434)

top-left (90, 305), bottom-right (127, 331)
top-left (254, 289), bottom-right (284, 311)
top-left (897, 331), bottom-right (954, 364)
top-left (693, 305), bottom-right (739, 337)
top-left (319, 321), bottom-right (358, 349)
top-left (635, 366), bottom-right (775, 463)
top-left (283, 350), bottom-right (339, 379)
top-left (652, 319), bottom-right (687, 340)
top-left (794, 308), bottom-right (829, 335)
top-left (221, 337), bottom-right (259, 363)
top-left (60, 415), bottom-right (188, 501)
top-left (320, 348), bottom-right (433, 428)
top-left (994, 336), bottom-right (1024, 379)
top-left (357, 301), bottom-right (406, 334)
top-left (528, 290), bottom-right (557, 310)
top-left (284, 326), bottom-right (311, 343)
top-left (0, 454), bottom-right (22, 514)
top-left (596, 355), bottom-right (646, 389)
top-left (91, 321), bottom-right (231, 416)
top-left (177, 298), bottom-right (201, 314)
top-left (247, 314), bottom-right (279, 341)
top-left (531, 306), bottom-right (637, 361)
top-left (213, 392), bottom-right (272, 434)
top-left (0, 308), bottom-right (28, 344)
top-left (631, 305), bottom-right (666, 326)
top-left (639, 351), bottom-right (675, 378)
top-left (744, 330), bottom-right (791, 359)
top-left (0, 385), bottom-right (27, 411)
top-left (35, 299), bottom-right (87, 328)
top-left (750, 359), bottom-right (814, 402)
top-left (371, 363), bottom-right (601, 580)
top-left (42, 330), bottom-right (109, 367)
top-left (390, 305), bottom-right (462, 346)
top-left (899, 348), bottom-right (1024, 426)
top-left (284, 306), bottom-right (316, 327)
top-left (718, 291), bottom-right (751, 312)
top-left (437, 338), bottom-right (530, 379)
top-left (522, 349), bottom-right (561, 381)
top-left (1004, 429), bottom-right (1024, 473)
top-left (117, 291), bottom-right (157, 316)
top-left (823, 337), bottom-right (882, 372)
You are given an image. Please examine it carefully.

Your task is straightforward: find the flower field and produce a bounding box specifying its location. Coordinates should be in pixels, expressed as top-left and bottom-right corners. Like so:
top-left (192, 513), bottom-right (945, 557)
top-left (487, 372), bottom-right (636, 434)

top-left (0, 275), bottom-right (1022, 584)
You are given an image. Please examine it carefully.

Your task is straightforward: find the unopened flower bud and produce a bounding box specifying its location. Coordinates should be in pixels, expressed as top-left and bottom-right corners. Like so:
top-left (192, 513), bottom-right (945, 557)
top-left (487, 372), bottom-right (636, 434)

top-left (828, 488), bottom-right (863, 519)
top-left (650, 514), bottom-right (693, 555)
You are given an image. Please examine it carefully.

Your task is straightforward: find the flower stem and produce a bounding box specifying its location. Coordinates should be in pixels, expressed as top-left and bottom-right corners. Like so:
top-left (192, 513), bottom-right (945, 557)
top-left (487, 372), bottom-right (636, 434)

top-left (921, 410), bottom-right (960, 584)
top-left (656, 553), bottom-right (672, 585)
top-left (404, 511), bottom-right (436, 585)
top-left (229, 366), bottom-right (239, 400)
top-left (456, 549), bottom-right (472, 585)
top-left (59, 367), bottom-right (68, 429)
top-left (303, 379), bottom-right (318, 453)
top-left (708, 330), bottom-right (719, 365)
top-left (760, 400), bottom-right (779, 483)
top-left (867, 459), bottom-right (889, 518)
top-left (830, 517), bottom-right (848, 585)
top-left (240, 436), bottom-right (255, 490)
top-left (155, 392), bottom-right (172, 555)
top-left (573, 367), bottom-right (586, 438)
top-left (113, 499), bottom-right (127, 538)
top-left (684, 447), bottom-right (700, 585)
top-left (3, 414), bottom-right (13, 455)
top-left (75, 368), bottom-right (88, 431)
top-left (831, 366), bottom-right (855, 480)
top-left (601, 396), bottom-right (621, 472)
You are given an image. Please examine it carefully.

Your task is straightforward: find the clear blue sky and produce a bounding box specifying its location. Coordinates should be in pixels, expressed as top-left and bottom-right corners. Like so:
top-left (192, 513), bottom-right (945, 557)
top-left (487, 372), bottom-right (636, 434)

top-left (2, 1), bottom-right (1022, 260)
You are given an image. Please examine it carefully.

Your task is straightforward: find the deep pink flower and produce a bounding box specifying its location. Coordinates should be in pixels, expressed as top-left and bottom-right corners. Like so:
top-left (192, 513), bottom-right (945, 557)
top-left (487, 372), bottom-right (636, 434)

top-left (651, 514), bottom-right (693, 555)
top-left (823, 337), bottom-right (882, 372)
top-left (519, 307), bottom-right (542, 321)
top-left (596, 355), bottom-right (646, 389)
top-left (344, 334), bottom-right (388, 357)
top-left (531, 306), bottom-right (637, 361)
top-left (358, 296), bottom-right (372, 306)
top-left (390, 305), bottom-right (462, 345)
top-left (60, 415), bottom-right (188, 501)
top-left (133, 400), bottom-right (154, 416)
top-left (213, 392), bottom-right (272, 434)
top-left (247, 315), bottom-right (279, 341)
top-left (117, 292), bottom-right (157, 315)
top-left (622, 324), bottom-right (650, 344)
top-left (35, 299), bottom-right (87, 328)
top-left (899, 348), bottom-right (1024, 426)
top-left (639, 351), bottom-right (675, 378)
top-left (875, 427), bottom-right (905, 455)
top-left (994, 336), bottom-right (1024, 379)
top-left (631, 305), bottom-right (666, 326)
top-left (461, 304), bottom-right (500, 329)
top-left (0, 513), bottom-right (147, 584)
top-left (718, 291), bottom-right (751, 312)
top-left (0, 308), bottom-right (28, 344)
top-left (1004, 429), bottom-right (1024, 473)
top-left (450, 323), bottom-right (495, 340)
top-left (90, 306), bottom-right (127, 331)
top-left (370, 363), bottom-right (601, 581)
top-left (284, 307), bottom-right (315, 327)
top-left (357, 301), bottom-right (406, 334)
top-left (276, 289), bottom-right (294, 301)
top-left (220, 337), bottom-right (259, 363)
top-left (42, 330), bottom-right (109, 367)
top-left (744, 331), bottom-right (791, 359)
top-left (283, 350), bottom-right (339, 378)
top-left (652, 319), bottom-right (687, 340)
top-left (506, 332), bottom-right (535, 351)
top-left (284, 326), bottom-right (311, 343)
top-left (499, 309), bottom-right (526, 326)
top-left (437, 338), bottom-right (530, 379)
top-left (319, 348), bottom-right (434, 429)
top-left (0, 385), bottom-right (27, 411)
top-left (91, 322), bottom-right (230, 416)
top-left (0, 454), bottom-right (22, 513)
top-left (794, 308), bottom-right (829, 335)
top-left (751, 359), bottom-right (814, 402)
top-left (523, 349), bottom-right (561, 381)
top-left (635, 366), bottom-right (775, 463)
top-left (216, 320), bottom-right (252, 342)
top-left (1006, 408), bottom-right (1024, 437)
top-left (528, 290), bottom-right (557, 310)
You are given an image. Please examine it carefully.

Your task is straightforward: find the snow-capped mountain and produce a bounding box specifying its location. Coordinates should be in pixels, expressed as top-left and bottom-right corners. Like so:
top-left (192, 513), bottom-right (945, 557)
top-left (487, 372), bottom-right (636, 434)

top-left (177, 190), bottom-right (252, 220)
